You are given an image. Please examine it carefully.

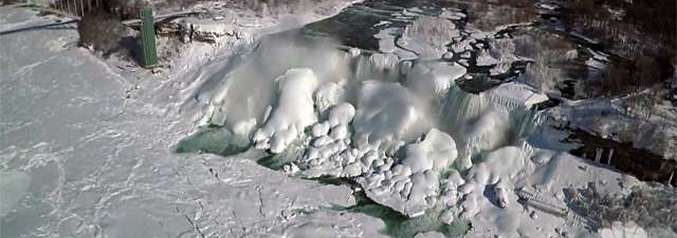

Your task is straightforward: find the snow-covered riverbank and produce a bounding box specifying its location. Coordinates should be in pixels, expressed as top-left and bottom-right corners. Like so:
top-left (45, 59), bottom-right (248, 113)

top-left (0, 3), bottom-right (393, 237)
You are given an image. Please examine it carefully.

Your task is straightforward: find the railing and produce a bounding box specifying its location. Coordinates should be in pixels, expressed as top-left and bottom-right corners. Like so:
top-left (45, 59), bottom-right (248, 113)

top-left (27, 0), bottom-right (102, 17)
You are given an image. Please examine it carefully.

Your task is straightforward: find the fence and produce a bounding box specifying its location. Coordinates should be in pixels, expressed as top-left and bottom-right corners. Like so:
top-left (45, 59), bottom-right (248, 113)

top-left (27, 0), bottom-right (102, 17)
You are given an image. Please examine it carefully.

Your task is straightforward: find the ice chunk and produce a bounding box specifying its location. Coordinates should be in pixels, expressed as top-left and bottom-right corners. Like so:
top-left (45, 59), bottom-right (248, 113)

top-left (311, 122), bottom-right (330, 137)
top-left (253, 68), bottom-right (319, 153)
top-left (327, 103), bottom-right (356, 127)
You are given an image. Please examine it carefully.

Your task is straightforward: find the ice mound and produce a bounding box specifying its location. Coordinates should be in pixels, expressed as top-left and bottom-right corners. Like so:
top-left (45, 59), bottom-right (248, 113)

top-left (253, 68), bottom-right (320, 153)
top-left (313, 78), bottom-right (347, 114)
top-left (353, 80), bottom-right (432, 153)
top-left (187, 16), bottom-right (562, 222)
top-left (299, 103), bottom-right (362, 178)
top-left (192, 34), bottom-right (348, 141)
top-left (358, 128), bottom-right (458, 217)
top-left (401, 129), bottom-right (458, 173)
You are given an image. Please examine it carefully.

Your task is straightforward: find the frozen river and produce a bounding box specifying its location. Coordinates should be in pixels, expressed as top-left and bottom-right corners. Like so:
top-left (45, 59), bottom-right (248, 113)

top-left (2, 1), bottom-right (675, 237)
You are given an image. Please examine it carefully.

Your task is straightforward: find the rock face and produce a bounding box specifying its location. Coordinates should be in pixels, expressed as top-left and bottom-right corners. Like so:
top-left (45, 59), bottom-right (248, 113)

top-left (77, 9), bottom-right (128, 54)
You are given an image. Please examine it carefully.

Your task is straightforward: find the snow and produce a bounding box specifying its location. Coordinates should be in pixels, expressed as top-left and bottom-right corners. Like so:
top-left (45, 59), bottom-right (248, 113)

top-left (4, 1), bottom-right (676, 237)
top-left (0, 4), bottom-right (386, 238)
top-left (458, 146), bottom-right (527, 217)
top-left (599, 221), bottom-right (648, 238)
top-left (375, 27), bottom-right (418, 60)
top-left (0, 171), bottom-right (31, 218)
top-left (356, 128), bottom-right (458, 217)
top-left (399, 16), bottom-right (460, 59)
top-left (253, 68), bottom-right (320, 153)
top-left (476, 50), bottom-right (499, 66)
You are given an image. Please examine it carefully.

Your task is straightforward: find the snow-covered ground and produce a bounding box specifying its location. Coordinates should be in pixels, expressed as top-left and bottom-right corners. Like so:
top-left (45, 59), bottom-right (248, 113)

top-left (0, 3), bottom-right (391, 238)
top-left (2, 1), bottom-right (675, 238)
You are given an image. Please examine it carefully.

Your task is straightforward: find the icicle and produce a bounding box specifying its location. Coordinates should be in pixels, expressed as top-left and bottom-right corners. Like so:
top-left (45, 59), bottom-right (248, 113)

top-left (595, 148), bottom-right (602, 163)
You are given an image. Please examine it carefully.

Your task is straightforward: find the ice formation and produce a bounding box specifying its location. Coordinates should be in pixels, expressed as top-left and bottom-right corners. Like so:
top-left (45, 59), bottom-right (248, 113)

top-left (457, 146), bottom-right (527, 218)
top-left (194, 27), bottom-right (553, 223)
top-left (181, 3), bottom-right (673, 237)
top-left (352, 80), bottom-right (432, 153)
top-left (253, 68), bottom-right (319, 153)
top-left (358, 128), bottom-right (458, 217)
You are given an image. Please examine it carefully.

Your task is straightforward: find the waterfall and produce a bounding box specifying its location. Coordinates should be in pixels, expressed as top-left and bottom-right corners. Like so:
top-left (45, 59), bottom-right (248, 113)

top-left (438, 84), bottom-right (545, 169)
